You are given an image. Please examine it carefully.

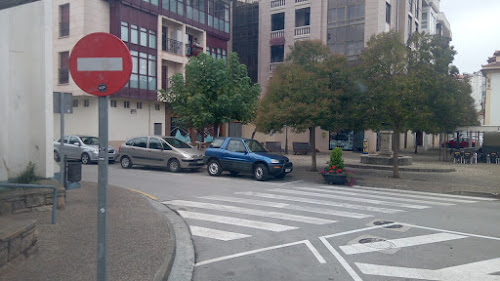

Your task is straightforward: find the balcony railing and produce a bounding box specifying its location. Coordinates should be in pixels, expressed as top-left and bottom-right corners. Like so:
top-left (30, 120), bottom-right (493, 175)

top-left (271, 0), bottom-right (285, 8)
top-left (58, 68), bottom-right (69, 84)
top-left (162, 38), bottom-right (183, 55)
top-left (294, 26), bottom-right (310, 37)
top-left (295, 0), bottom-right (309, 3)
top-left (59, 22), bottom-right (69, 37)
top-left (186, 44), bottom-right (203, 57)
top-left (271, 29), bottom-right (285, 38)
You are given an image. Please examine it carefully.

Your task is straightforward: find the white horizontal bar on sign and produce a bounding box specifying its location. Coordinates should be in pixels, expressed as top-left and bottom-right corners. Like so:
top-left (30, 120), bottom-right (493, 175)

top-left (296, 187), bottom-right (455, 206)
top-left (168, 200), bottom-right (336, 225)
top-left (177, 211), bottom-right (297, 232)
top-left (189, 225), bottom-right (251, 241)
top-left (270, 189), bottom-right (430, 209)
top-left (340, 233), bottom-right (467, 255)
top-left (201, 195), bottom-right (371, 219)
top-left (77, 57), bottom-right (123, 71)
top-left (236, 191), bottom-right (404, 214)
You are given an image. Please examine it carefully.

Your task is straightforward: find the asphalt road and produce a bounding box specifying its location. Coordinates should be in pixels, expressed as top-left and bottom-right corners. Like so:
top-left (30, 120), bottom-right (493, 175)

top-left (82, 163), bottom-right (500, 281)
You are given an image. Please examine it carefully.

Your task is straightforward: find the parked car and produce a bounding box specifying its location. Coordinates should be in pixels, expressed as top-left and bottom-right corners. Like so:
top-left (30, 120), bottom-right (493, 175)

top-left (53, 135), bottom-right (118, 164)
top-left (118, 136), bottom-right (204, 172)
top-left (204, 137), bottom-right (293, 181)
top-left (443, 138), bottom-right (476, 148)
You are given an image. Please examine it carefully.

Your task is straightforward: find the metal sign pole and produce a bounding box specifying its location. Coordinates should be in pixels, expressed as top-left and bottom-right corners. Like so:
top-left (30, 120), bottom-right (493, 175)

top-left (97, 95), bottom-right (109, 281)
top-left (59, 93), bottom-right (66, 187)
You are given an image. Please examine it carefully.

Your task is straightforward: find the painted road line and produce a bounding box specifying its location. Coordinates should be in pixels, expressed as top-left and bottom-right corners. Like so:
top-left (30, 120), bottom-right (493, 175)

top-left (356, 257), bottom-right (500, 281)
top-left (400, 223), bottom-right (500, 241)
top-left (189, 226), bottom-right (251, 241)
top-left (196, 240), bottom-right (326, 267)
top-left (177, 211), bottom-right (298, 232)
top-left (318, 185), bottom-right (478, 203)
top-left (340, 233), bottom-right (467, 255)
top-left (320, 223), bottom-right (401, 240)
top-left (236, 191), bottom-right (404, 214)
top-left (167, 200), bottom-right (336, 225)
top-left (352, 185), bottom-right (497, 201)
top-left (296, 187), bottom-right (455, 206)
top-left (320, 237), bottom-right (363, 281)
top-left (128, 189), bottom-right (158, 200)
top-left (269, 188), bottom-right (430, 209)
top-left (201, 195), bottom-right (371, 219)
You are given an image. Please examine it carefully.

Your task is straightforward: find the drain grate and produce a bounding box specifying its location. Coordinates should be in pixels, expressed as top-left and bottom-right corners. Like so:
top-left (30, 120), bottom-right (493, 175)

top-left (358, 237), bottom-right (395, 250)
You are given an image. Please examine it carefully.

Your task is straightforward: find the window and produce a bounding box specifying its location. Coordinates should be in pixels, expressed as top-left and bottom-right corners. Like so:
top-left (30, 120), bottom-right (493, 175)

top-left (140, 27), bottom-right (148, 47)
top-left (137, 102), bottom-right (143, 109)
top-left (149, 30), bottom-right (156, 49)
top-left (415, 22), bottom-right (419, 32)
top-left (73, 99), bottom-right (78, 107)
top-left (227, 139), bottom-right (246, 153)
top-left (295, 7), bottom-right (310, 27)
top-left (58, 51), bottom-right (69, 84)
top-left (124, 101), bottom-right (130, 108)
top-left (131, 24), bottom-right (138, 44)
top-left (110, 100), bottom-right (117, 107)
top-left (421, 12), bottom-right (427, 29)
top-left (155, 104), bottom-right (161, 110)
top-left (121, 22), bottom-right (129, 42)
top-left (271, 45), bottom-right (284, 63)
top-left (84, 99), bottom-right (90, 107)
top-left (347, 4), bottom-right (363, 20)
top-left (59, 4), bottom-right (69, 37)
top-left (386, 2), bottom-right (391, 24)
top-left (408, 15), bottom-right (412, 37)
top-left (149, 138), bottom-right (163, 150)
top-left (408, 0), bottom-right (413, 12)
top-left (271, 13), bottom-right (285, 31)
top-left (132, 137), bottom-right (148, 148)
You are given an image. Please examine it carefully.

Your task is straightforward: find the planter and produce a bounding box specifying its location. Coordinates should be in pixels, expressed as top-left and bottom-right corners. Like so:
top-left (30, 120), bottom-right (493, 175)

top-left (322, 174), bottom-right (347, 185)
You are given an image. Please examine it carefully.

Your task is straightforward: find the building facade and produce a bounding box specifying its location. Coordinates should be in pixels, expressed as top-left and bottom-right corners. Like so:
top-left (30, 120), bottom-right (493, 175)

top-left (53, 0), bottom-right (231, 147)
top-left (481, 50), bottom-right (500, 126)
top-left (466, 71), bottom-right (486, 125)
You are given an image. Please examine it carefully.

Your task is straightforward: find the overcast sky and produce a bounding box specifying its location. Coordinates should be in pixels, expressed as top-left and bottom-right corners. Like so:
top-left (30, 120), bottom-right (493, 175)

top-left (440, 0), bottom-right (500, 74)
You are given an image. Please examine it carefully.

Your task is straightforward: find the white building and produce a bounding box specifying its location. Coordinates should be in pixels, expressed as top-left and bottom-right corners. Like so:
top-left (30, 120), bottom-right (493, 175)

top-left (482, 50), bottom-right (500, 126)
top-left (466, 71), bottom-right (486, 125)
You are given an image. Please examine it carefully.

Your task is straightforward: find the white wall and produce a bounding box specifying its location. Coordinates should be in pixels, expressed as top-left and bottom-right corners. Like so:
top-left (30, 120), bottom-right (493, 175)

top-left (489, 73), bottom-right (500, 125)
top-left (0, 0), bottom-right (54, 181)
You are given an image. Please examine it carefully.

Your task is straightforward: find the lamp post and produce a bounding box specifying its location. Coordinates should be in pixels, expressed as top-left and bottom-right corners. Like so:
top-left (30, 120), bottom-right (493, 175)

top-left (285, 126), bottom-right (289, 154)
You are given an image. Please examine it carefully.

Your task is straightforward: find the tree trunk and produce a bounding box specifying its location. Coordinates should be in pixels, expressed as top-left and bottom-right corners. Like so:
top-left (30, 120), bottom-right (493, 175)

top-left (392, 130), bottom-right (400, 178)
top-left (414, 132), bottom-right (419, 154)
top-left (200, 127), bottom-right (205, 143)
top-left (213, 123), bottom-right (219, 138)
top-left (251, 128), bottom-right (256, 139)
top-left (309, 127), bottom-right (317, 171)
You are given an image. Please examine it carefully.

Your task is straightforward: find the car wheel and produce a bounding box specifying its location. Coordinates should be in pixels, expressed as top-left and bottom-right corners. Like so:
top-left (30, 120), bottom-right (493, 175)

top-left (81, 153), bottom-right (91, 164)
top-left (229, 171), bottom-right (239, 177)
top-left (207, 160), bottom-right (222, 176)
top-left (275, 172), bottom-right (286, 179)
top-left (254, 164), bottom-right (268, 181)
top-left (54, 151), bottom-right (60, 162)
top-left (168, 159), bottom-right (181, 173)
top-left (120, 156), bottom-right (132, 169)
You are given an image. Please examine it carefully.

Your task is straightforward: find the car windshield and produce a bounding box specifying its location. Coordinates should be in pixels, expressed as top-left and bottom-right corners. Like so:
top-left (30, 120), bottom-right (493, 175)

top-left (244, 139), bottom-right (267, 153)
top-left (162, 137), bottom-right (191, 148)
top-left (80, 137), bottom-right (99, 145)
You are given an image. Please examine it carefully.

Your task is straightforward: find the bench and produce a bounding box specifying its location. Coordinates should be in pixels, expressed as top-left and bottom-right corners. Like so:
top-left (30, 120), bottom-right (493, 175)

top-left (265, 141), bottom-right (283, 153)
top-left (293, 142), bottom-right (310, 155)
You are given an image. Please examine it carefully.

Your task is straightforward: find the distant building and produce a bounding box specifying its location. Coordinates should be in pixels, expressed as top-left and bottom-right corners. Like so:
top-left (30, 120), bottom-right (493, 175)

top-left (466, 71), bottom-right (486, 125)
top-left (481, 50), bottom-right (500, 126)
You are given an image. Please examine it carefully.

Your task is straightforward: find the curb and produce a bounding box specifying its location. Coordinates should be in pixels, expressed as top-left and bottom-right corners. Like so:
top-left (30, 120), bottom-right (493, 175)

top-left (344, 163), bottom-right (456, 173)
top-left (150, 199), bottom-right (195, 281)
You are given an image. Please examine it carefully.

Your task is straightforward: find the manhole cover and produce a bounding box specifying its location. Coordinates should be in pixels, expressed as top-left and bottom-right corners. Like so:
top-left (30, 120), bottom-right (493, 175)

top-left (373, 220), bottom-right (393, 225)
top-left (358, 238), bottom-right (395, 250)
top-left (385, 224), bottom-right (403, 229)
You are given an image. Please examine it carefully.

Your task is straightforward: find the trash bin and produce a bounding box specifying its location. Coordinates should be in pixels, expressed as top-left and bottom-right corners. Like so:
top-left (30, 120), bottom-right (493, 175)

top-left (66, 161), bottom-right (82, 182)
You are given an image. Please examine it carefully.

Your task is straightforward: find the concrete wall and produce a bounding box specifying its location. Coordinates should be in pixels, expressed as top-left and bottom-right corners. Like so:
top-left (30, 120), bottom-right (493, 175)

top-left (0, 0), bottom-right (54, 181)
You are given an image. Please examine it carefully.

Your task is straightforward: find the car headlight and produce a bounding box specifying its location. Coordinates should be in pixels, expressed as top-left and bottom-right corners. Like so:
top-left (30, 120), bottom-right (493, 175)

top-left (270, 159), bottom-right (280, 164)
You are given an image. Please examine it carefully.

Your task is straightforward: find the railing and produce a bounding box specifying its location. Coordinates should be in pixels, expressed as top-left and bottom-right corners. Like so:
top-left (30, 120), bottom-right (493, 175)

top-left (294, 26), bottom-right (310, 37)
top-left (271, 29), bottom-right (285, 38)
top-left (59, 68), bottom-right (69, 84)
top-left (271, 0), bottom-right (285, 8)
top-left (186, 44), bottom-right (203, 57)
top-left (295, 0), bottom-right (309, 4)
top-left (0, 183), bottom-right (58, 224)
top-left (162, 38), bottom-right (183, 55)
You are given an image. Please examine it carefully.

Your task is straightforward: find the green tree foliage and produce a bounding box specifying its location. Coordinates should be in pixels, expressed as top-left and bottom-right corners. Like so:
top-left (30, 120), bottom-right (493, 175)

top-left (159, 52), bottom-right (261, 137)
top-left (256, 40), bottom-right (356, 170)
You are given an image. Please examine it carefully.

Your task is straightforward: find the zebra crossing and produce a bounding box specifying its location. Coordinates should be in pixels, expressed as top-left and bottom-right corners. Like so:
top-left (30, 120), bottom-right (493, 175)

top-left (162, 185), bottom-right (496, 242)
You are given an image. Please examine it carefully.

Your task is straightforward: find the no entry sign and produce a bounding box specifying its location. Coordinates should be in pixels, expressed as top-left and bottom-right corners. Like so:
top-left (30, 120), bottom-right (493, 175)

top-left (69, 32), bottom-right (132, 96)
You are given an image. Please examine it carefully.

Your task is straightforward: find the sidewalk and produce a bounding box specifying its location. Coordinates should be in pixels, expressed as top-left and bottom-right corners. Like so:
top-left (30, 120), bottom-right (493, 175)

top-left (0, 182), bottom-right (174, 281)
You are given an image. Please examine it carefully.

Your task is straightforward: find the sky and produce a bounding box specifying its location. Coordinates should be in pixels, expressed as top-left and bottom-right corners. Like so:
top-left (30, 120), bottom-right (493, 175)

top-left (440, 0), bottom-right (500, 74)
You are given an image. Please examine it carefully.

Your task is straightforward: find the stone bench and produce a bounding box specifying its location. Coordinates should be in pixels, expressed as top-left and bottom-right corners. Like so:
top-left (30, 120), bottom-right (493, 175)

top-left (0, 217), bottom-right (38, 268)
top-left (293, 142), bottom-right (310, 155)
top-left (265, 141), bottom-right (283, 153)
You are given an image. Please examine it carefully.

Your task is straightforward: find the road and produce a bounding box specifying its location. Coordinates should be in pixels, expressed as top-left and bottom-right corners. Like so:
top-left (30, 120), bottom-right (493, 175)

top-left (82, 164), bottom-right (500, 281)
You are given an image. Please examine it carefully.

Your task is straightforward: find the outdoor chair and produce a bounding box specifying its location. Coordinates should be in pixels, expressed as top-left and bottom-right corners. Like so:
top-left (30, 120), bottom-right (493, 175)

top-left (452, 151), bottom-right (463, 164)
top-left (463, 151), bottom-right (473, 164)
top-left (488, 152), bottom-right (499, 164)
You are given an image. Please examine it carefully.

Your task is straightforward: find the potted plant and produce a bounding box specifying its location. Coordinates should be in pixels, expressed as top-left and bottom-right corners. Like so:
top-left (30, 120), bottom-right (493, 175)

top-left (320, 147), bottom-right (355, 185)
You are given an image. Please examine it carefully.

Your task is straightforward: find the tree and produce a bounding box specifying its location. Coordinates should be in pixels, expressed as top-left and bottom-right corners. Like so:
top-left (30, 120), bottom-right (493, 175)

top-left (256, 40), bottom-right (356, 171)
top-left (159, 52), bottom-right (260, 140)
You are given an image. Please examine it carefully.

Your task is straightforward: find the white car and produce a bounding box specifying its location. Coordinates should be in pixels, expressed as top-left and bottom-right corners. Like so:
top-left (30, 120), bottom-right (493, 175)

top-left (54, 135), bottom-right (118, 164)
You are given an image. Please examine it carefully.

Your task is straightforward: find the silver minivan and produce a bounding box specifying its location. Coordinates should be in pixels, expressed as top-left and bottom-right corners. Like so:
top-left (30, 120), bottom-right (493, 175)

top-left (118, 136), bottom-right (204, 172)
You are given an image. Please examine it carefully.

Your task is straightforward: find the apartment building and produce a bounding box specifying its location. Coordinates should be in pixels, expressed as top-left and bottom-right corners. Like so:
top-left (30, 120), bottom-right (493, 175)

top-left (53, 0), bottom-right (231, 146)
top-left (481, 50), bottom-right (500, 126)
top-left (467, 71), bottom-right (486, 125)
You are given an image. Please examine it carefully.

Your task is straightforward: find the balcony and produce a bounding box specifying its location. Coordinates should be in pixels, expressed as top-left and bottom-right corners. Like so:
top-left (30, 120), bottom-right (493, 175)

top-left (186, 44), bottom-right (203, 57)
top-left (271, 0), bottom-right (285, 8)
top-left (295, 0), bottom-right (309, 4)
top-left (294, 26), bottom-right (310, 37)
top-left (271, 29), bottom-right (285, 39)
top-left (162, 38), bottom-right (183, 56)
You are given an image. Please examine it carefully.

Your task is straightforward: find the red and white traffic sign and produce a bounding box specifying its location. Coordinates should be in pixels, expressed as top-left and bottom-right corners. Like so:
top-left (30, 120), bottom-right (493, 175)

top-left (69, 32), bottom-right (132, 96)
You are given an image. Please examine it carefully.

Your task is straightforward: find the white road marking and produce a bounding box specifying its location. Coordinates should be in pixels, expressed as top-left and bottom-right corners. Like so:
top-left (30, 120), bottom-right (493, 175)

top-left (77, 57), bottom-right (123, 71)
top-left (195, 240), bottom-right (326, 267)
top-left (167, 200), bottom-right (336, 225)
top-left (352, 185), bottom-right (497, 201)
top-left (340, 233), bottom-right (467, 255)
top-left (236, 191), bottom-right (404, 214)
top-left (356, 257), bottom-right (500, 281)
top-left (270, 188), bottom-right (430, 209)
top-left (201, 195), bottom-right (371, 219)
top-left (177, 211), bottom-right (297, 232)
top-left (319, 223), bottom-right (401, 240)
top-left (278, 180), bottom-right (304, 186)
top-left (400, 223), bottom-right (500, 241)
top-left (320, 237), bottom-right (363, 281)
top-left (296, 187), bottom-right (455, 206)
top-left (320, 185), bottom-right (478, 203)
top-left (189, 226), bottom-right (251, 241)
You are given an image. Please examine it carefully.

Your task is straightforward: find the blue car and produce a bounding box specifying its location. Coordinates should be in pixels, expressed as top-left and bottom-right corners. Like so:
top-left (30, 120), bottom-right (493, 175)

top-left (204, 137), bottom-right (293, 181)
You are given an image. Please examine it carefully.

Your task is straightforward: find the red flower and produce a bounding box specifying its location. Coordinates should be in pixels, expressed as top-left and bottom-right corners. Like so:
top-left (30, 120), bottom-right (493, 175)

top-left (337, 169), bottom-right (342, 173)
top-left (332, 166), bottom-right (336, 169)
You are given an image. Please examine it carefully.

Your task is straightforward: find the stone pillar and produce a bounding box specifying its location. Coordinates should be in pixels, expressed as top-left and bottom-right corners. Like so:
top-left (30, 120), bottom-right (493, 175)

top-left (378, 130), bottom-right (394, 156)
